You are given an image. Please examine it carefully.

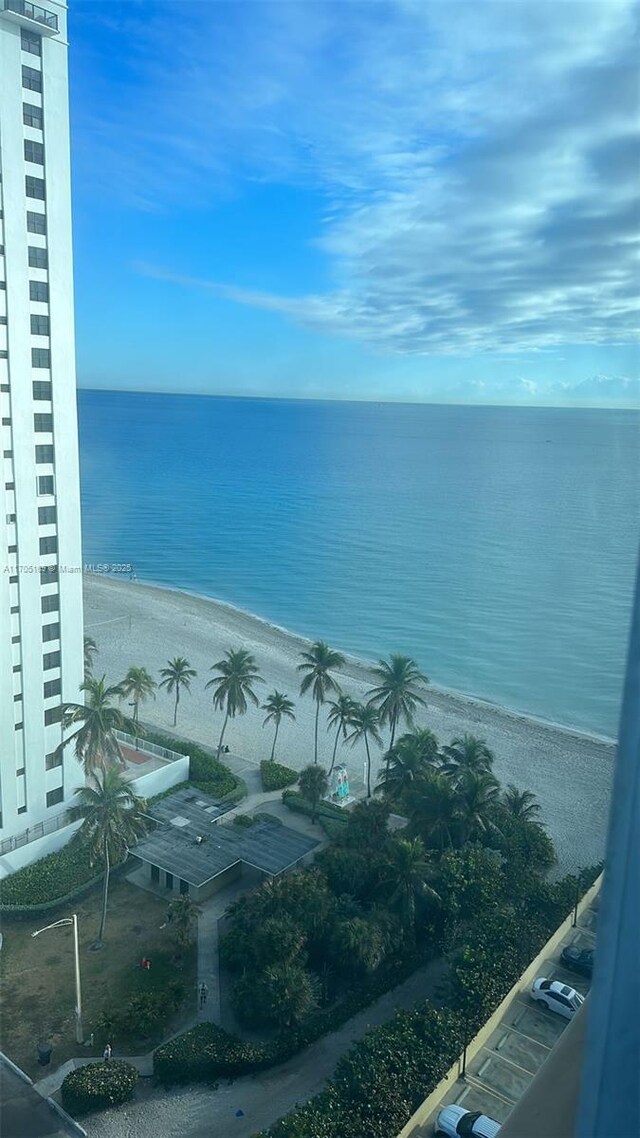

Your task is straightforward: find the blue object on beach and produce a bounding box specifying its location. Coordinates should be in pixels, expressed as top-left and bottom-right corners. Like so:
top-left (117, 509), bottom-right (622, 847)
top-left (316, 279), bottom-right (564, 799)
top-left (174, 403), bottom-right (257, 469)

top-left (235, 1109), bottom-right (244, 1117)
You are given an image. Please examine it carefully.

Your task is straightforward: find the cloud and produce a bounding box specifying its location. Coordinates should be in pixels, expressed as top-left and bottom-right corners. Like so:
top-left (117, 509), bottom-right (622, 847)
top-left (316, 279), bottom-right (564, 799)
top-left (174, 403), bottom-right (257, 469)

top-left (77, 0), bottom-right (640, 357)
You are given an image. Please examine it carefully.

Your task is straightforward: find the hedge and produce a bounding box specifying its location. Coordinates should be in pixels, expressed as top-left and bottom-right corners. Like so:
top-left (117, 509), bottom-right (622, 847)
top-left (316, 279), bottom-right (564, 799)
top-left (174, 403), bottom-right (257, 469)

top-left (282, 790), bottom-right (348, 824)
top-left (260, 760), bottom-right (299, 792)
top-left (0, 841), bottom-right (128, 917)
top-left (154, 945), bottom-right (435, 1085)
top-left (61, 1060), bottom-right (138, 1115)
top-left (135, 726), bottom-right (241, 800)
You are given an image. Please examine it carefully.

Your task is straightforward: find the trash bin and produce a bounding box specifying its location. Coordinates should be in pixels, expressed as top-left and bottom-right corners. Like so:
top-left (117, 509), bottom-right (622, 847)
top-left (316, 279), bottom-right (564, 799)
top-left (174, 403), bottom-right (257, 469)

top-left (37, 1042), bottom-right (52, 1066)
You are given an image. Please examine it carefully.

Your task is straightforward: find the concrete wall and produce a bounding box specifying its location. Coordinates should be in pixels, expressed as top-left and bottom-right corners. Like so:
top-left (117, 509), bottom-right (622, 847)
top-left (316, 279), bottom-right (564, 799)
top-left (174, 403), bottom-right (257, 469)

top-left (0, 817), bottom-right (81, 878)
top-left (195, 861), bottom-right (242, 902)
top-left (128, 756), bottom-right (189, 799)
top-left (396, 875), bottom-right (603, 1138)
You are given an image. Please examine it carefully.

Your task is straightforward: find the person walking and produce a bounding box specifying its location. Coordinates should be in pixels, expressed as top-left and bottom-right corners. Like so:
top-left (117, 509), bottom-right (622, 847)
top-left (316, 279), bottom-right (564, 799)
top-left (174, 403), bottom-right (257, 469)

top-left (103, 1043), bottom-right (112, 1062)
top-left (199, 981), bottom-right (208, 1009)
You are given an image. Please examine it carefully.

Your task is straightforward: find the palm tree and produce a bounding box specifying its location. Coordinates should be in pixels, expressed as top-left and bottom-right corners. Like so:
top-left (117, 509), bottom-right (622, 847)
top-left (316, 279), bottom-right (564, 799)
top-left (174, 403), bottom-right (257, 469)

top-left (382, 836), bottom-right (440, 939)
top-left (407, 771), bottom-right (461, 852)
top-left (298, 764), bottom-right (329, 823)
top-left (71, 767), bottom-right (148, 946)
top-left (57, 676), bottom-right (136, 775)
top-left (346, 703), bottom-right (383, 799)
top-left (366, 654), bottom-right (429, 764)
top-left (326, 693), bottom-right (357, 776)
top-left (440, 734), bottom-right (495, 783)
top-left (206, 648), bottom-right (263, 760)
top-left (120, 665), bottom-right (157, 724)
top-left (167, 893), bottom-right (202, 951)
top-left (503, 784), bottom-right (541, 822)
top-left (83, 636), bottom-right (98, 680)
top-left (376, 728), bottom-right (440, 803)
top-left (297, 641), bottom-right (346, 764)
top-left (159, 657), bottom-right (197, 727)
top-left (262, 691), bottom-right (296, 762)
top-left (332, 916), bottom-right (386, 976)
top-left (458, 770), bottom-right (502, 844)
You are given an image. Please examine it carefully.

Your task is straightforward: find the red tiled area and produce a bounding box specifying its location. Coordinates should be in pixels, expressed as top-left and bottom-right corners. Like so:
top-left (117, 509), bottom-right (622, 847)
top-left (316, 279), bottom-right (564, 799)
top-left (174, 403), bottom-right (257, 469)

top-left (119, 743), bottom-right (154, 765)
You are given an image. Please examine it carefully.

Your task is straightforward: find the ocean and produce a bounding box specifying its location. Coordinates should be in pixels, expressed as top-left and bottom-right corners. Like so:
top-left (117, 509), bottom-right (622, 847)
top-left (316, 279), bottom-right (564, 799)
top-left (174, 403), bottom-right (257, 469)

top-left (78, 391), bottom-right (639, 738)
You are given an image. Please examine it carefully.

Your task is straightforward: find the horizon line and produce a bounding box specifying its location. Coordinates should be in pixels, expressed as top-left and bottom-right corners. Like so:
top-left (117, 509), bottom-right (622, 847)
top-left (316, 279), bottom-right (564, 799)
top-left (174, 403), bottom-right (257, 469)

top-left (76, 386), bottom-right (640, 412)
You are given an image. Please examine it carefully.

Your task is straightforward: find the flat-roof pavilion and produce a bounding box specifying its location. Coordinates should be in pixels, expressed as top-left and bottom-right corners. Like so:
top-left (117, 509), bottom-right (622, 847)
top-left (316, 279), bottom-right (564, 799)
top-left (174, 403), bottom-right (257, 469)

top-left (132, 786), bottom-right (319, 899)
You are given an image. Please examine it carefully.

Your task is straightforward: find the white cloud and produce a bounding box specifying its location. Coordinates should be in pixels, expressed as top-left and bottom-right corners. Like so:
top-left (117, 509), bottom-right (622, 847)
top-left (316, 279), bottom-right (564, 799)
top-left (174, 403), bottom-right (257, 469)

top-left (77, 0), bottom-right (640, 357)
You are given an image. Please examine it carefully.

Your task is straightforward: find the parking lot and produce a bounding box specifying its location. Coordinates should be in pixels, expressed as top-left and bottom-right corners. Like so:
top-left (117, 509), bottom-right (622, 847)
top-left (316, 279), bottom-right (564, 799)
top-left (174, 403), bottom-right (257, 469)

top-left (414, 901), bottom-right (597, 1135)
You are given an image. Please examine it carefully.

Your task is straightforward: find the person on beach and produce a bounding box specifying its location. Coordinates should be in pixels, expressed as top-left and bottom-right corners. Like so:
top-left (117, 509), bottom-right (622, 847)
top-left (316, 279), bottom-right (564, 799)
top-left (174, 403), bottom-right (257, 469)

top-left (103, 1043), bottom-right (112, 1062)
top-left (199, 982), bottom-right (208, 1008)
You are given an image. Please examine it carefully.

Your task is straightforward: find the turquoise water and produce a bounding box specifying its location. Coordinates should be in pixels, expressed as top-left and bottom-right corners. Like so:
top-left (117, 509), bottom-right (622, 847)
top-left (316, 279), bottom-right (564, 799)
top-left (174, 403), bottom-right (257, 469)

top-left (78, 392), bottom-right (639, 737)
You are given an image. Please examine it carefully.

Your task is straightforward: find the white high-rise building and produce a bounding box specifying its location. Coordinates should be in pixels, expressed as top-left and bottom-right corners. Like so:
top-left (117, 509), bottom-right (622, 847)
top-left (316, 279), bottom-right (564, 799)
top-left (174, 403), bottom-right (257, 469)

top-left (0, 0), bottom-right (84, 864)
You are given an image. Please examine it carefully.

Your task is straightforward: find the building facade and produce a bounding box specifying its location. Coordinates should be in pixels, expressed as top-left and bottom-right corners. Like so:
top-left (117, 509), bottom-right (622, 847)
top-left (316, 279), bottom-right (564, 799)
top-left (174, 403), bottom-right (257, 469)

top-left (0, 0), bottom-right (83, 854)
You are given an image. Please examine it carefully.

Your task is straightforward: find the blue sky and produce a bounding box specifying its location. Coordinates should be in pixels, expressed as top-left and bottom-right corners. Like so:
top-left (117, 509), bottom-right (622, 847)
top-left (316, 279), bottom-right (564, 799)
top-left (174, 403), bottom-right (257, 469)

top-left (69, 0), bottom-right (639, 405)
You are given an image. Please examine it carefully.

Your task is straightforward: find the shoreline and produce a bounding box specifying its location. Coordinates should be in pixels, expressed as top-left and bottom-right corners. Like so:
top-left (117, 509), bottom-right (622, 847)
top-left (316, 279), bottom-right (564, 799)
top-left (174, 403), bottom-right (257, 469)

top-left (101, 573), bottom-right (617, 747)
top-left (83, 574), bottom-right (616, 876)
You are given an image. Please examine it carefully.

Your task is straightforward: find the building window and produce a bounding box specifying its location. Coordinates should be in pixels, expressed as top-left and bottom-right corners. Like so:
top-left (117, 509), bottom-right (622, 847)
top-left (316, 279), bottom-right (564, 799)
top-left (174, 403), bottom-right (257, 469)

top-left (39, 535), bottom-right (57, 554)
top-left (23, 102), bottom-right (43, 129)
top-left (25, 175), bottom-right (46, 201)
top-left (11, 636), bottom-right (21, 645)
top-left (21, 27), bottom-right (42, 56)
top-left (11, 605), bottom-right (19, 615)
top-left (43, 677), bottom-right (61, 698)
top-left (45, 750), bottom-right (62, 770)
top-left (31, 314), bottom-right (50, 336)
top-left (0, 351), bottom-right (8, 359)
top-left (41, 593), bottom-right (59, 613)
top-left (38, 505), bottom-right (56, 525)
top-left (8, 545), bottom-right (17, 554)
top-left (17, 804), bottom-right (27, 813)
top-left (33, 380), bottom-right (52, 400)
top-left (42, 622), bottom-right (60, 643)
top-left (35, 444), bottom-right (54, 463)
top-left (28, 246), bottom-right (48, 269)
top-left (44, 705), bottom-right (61, 725)
top-left (25, 139), bottom-right (45, 165)
top-left (41, 565), bottom-right (59, 583)
top-left (32, 348), bottom-right (51, 368)
top-left (43, 650), bottom-right (61, 670)
top-left (34, 412), bottom-right (53, 431)
top-left (14, 692), bottom-right (23, 702)
top-left (30, 280), bottom-right (49, 302)
top-left (37, 474), bottom-right (55, 495)
top-left (6, 481), bottom-right (15, 489)
top-left (22, 65), bottom-right (42, 92)
top-left (6, 514), bottom-right (16, 524)
top-left (27, 210), bottom-right (46, 235)
top-left (46, 787), bottom-right (64, 808)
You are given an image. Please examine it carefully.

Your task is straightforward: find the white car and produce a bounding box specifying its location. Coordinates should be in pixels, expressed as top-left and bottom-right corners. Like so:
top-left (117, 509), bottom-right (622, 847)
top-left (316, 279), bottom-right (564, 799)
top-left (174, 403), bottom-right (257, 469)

top-left (530, 977), bottom-right (584, 1019)
top-left (435, 1103), bottom-right (501, 1137)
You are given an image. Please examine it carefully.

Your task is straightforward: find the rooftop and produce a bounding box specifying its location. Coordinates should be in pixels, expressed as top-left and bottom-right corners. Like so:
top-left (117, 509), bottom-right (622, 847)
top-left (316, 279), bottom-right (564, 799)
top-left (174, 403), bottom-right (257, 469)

top-left (134, 786), bottom-right (319, 887)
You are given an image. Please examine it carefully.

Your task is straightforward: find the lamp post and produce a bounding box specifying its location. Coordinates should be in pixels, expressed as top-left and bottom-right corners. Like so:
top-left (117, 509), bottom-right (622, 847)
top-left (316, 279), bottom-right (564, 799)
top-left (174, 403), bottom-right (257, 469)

top-left (32, 914), bottom-right (83, 1044)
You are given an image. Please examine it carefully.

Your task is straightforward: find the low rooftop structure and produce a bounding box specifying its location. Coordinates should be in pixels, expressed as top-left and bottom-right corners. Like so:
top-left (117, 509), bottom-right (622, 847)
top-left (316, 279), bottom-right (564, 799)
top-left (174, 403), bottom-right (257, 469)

top-left (132, 787), bottom-right (319, 900)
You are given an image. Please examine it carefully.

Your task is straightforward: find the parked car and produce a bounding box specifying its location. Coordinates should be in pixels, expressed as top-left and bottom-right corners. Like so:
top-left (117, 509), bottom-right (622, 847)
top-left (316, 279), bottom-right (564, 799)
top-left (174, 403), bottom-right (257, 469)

top-left (530, 978), bottom-right (584, 1018)
top-left (560, 944), bottom-right (594, 977)
top-left (435, 1104), bottom-right (501, 1137)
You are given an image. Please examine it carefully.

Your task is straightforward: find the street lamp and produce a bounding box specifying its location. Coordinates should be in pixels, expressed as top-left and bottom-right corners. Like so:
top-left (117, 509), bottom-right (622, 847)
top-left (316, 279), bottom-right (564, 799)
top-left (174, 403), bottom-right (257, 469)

top-left (32, 914), bottom-right (83, 1044)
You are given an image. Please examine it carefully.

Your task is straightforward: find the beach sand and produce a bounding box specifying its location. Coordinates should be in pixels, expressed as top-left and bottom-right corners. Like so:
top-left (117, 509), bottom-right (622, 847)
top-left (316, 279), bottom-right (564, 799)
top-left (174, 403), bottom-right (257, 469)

top-left (84, 575), bottom-right (616, 875)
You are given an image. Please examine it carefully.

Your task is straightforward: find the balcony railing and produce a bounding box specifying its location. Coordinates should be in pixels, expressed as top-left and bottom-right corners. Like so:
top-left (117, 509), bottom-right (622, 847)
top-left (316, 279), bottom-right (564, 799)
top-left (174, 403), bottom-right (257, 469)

top-left (114, 729), bottom-right (187, 765)
top-left (0, 809), bottom-right (72, 856)
top-left (2, 0), bottom-right (59, 31)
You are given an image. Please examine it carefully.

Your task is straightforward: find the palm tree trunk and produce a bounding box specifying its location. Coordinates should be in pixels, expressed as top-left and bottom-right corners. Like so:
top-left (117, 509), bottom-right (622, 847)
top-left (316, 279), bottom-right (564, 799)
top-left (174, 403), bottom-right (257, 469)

top-left (98, 839), bottom-right (110, 943)
top-left (313, 700), bottom-right (320, 764)
top-left (365, 737), bottom-right (372, 798)
top-left (217, 708), bottom-right (230, 761)
top-left (328, 725), bottom-right (341, 776)
top-left (386, 713), bottom-right (397, 777)
top-left (270, 720), bottom-right (279, 762)
top-left (173, 688), bottom-right (179, 727)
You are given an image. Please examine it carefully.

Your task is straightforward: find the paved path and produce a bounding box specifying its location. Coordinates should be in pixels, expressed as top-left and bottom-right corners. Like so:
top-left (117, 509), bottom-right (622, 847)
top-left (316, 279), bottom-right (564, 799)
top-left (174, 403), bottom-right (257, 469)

top-left (81, 956), bottom-right (448, 1138)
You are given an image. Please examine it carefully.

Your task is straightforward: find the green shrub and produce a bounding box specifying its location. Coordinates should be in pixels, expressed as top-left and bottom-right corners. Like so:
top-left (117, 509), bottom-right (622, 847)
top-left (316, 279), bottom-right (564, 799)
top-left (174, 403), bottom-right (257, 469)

top-left (233, 813), bottom-right (256, 828)
top-left (282, 790), bottom-right (346, 822)
top-left (61, 1060), bottom-right (138, 1115)
top-left (0, 839), bottom-right (102, 910)
top-left (154, 1023), bottom-right (266, 1085)
top-left (260, 760), bottom-right (299, 791)
top-left (136, 727), bottom-right (239, 799)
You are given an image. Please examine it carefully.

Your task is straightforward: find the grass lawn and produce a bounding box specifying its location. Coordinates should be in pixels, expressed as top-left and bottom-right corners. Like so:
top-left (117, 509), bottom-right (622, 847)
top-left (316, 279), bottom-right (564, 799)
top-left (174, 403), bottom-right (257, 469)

top-left (0, 879), bottom-right (196, 1077)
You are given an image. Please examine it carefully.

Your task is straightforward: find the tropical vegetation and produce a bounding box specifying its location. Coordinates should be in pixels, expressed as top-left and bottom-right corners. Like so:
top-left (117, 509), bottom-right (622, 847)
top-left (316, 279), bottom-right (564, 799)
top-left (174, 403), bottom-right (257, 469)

top-left (71, 768), bottom-right (148, 946)
top-left (158, 656), bottom-right (197, 726)
top-left (260, 759), bottom-right (299, 792)
top-left (298, 641), bottom-right (346, 764)
top-left (57, 676), bottom-right (136, 775)
top-left (61, 1059), bottom-right (138, 1115)
top-left (262, 690), bottom-right (296, 761)
top-left (206, 648), bottom-right (264, 759)
top-left (120, 665), bottom-right (157, 724)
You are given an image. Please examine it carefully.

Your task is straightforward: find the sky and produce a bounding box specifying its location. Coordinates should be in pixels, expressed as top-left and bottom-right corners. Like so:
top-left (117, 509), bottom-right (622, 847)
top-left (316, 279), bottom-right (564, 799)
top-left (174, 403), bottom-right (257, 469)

top-left (69, 0), bottom-right (640, 406)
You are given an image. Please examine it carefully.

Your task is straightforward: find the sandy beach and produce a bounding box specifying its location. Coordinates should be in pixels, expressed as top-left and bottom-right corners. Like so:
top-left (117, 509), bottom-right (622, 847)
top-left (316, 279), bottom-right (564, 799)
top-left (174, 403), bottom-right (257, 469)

top-left (84, 575), bottom-right (616, 875)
